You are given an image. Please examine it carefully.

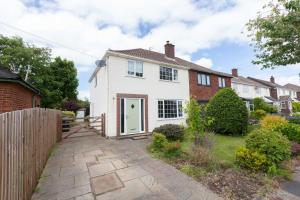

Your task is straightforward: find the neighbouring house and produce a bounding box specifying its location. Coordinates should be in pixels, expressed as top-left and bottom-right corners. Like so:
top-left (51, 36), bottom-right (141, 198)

top-left (248, 76), bottom-right (292, 114)
top-left (231, 68), bottom-right (271, 111)
top-left (89, 41), bottom-right (230, 137)
top-left (282, 83), bottom-right (300, 101)
top-left (0, 67), bottom-right (41, 113)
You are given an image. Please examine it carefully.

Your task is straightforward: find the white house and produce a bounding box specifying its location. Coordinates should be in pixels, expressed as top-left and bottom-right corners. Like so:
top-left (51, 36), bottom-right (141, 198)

top-left (230, 69), bottom-right (271, 110)
top-left (89, 42), bottom-right (190, 138)
top-left (282, 83), bottom-right (300, 101)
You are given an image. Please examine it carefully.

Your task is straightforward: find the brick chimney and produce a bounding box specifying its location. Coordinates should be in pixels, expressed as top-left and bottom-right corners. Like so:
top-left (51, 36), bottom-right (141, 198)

top-left (164, 41), bottom-right (175, 58)
top-left (270, 76), bottom-right (275, 83)
top-left (232, 68), bottom-right (238, 77)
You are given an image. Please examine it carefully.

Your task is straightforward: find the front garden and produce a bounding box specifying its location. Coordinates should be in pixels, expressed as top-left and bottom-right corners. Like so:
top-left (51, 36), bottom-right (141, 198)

top-left (148, 88), bottom-right (300, 200)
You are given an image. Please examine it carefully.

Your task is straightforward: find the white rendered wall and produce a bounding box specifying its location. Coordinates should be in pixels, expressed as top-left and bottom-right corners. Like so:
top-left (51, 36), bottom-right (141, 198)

top-left (106, 55), bottom-right (190, 137)
top-left (232, 82), bottom-right (270, 99)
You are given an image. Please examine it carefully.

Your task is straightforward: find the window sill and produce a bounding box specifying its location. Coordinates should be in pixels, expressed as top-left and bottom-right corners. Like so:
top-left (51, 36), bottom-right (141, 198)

top-left (159, 79), bottom-right (180, 83)
top-left (125, 75), bottom-right (145, 79)
top-left (157, 117), bottom-right (184, 121)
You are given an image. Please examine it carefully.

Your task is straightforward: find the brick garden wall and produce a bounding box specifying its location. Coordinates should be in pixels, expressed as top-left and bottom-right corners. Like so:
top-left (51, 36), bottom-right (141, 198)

top-left (0, 82), bottom-right (41, 113)
top-left (189, 70), bottom-right (231, 102)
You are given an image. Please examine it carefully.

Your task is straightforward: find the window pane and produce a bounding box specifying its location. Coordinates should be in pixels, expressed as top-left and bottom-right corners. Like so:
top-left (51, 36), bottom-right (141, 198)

top-left (222, 78), bottom-right (225, 87)
top-left (178, 101), bottom-right (183, 117)
top-left (164, 100), bottom-right (177, 118)
top-left (197, 74), bottom-right (202, 84)
top-left (218, 77), bottom-right (222, 87)
top-left (201, 74), bottom-right (206, 85)
top-left (173, 69), bottom-right (178, 81)
top-left (128, 61), bottom-right (135, 75)
top-left (206, 75), bottom-right (210, 86)
top-left (160, 66), bottom-right (173, 81)
top-left (158, 101), bottom-right (164, 118)
top-left (136, 61), bottom-right (143, 77)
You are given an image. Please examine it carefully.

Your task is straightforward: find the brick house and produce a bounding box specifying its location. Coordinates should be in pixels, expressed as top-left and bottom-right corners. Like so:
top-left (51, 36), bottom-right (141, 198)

top-left (0, 67), bottom-right (41, 113)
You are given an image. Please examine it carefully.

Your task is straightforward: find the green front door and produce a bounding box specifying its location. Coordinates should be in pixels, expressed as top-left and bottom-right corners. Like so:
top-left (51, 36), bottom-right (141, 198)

top-left (126, 99), bottom-right (140, 134)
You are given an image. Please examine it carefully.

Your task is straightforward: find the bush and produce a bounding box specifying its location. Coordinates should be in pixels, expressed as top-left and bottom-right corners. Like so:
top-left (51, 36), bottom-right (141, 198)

top-left (190, 146), bottom-right (218, 171)
top-left (236, 146), bottom-right (268, 171)
top-left (246, 129), bottom-right (291, 166)
top-left (292, 113), bottom-right (300, 117)
top-left (250, 109), bottom-right (267, 120)
top-left (151, 133), bottom-right (167, 151)
top-left (275, 123), bottom-right (300, 143)
top-left (164, 141), bottom-right (182, 157)
top-left (288, 116), bottom-right (300, 124)
top-left (261, 115), bottom-right (288, 131)
top-left (62, 111), bottom-right (75, 119)
top-left (253, 97), bottom-right (277, 113)
top-left (292, 102), bottom-right (300, 113)
top-left (153, 124), bottom-right (185, 141)
top-left (206, 88), bottom-right (248, 135)
top-left (291, 142), bottom-right (300, 155)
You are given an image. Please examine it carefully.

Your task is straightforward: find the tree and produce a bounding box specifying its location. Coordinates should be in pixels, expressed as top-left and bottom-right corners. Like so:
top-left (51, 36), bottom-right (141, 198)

top-left (0, 35), bottom-right (78, 108)
top-left (253, 97), bottom-right (277, 113)
top-left (42, 57), bottom-right (78, 108)
top-left (206, 88), bottom-right (249, 135)
top-left (246, 0), bottom-right (300, 68)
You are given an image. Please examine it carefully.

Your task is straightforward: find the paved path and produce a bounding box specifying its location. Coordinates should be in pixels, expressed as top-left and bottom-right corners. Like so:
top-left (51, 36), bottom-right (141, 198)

top-left (32, 131), bottom-right (222, 200)
top-left (273, 167), bottom-right (300, 200)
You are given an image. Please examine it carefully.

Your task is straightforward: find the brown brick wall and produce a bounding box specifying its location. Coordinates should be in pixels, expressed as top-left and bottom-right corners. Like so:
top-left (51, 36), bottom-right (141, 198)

top-left (0, 82), bottom-right (41, 113)
top-left (189, 70), bottom-right (231, 102)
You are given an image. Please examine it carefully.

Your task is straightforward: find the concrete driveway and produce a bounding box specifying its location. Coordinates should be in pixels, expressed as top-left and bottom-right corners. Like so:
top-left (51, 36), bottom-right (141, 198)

top-left (32, 130), bottom-right (222, 200)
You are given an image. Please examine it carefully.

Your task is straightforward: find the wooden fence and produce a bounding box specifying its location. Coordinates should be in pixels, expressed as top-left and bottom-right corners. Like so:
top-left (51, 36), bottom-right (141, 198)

top-left (0, 108), bottom-right (62, 200)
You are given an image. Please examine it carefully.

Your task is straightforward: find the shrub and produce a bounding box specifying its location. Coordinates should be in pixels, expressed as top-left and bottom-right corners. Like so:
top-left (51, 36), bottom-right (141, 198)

top-left (151, 133), bottom-right (167, 151)
top-left (275, 123), bottom-right (300, 143)
top-left (236, 146), bottom-right (268, 171)
top-left (292, 102), bottom-right (300, 113)
top-left (292, 113), bottom-right (300, 117)
top-left (250, 109), bottom-right (267, 120)
top-left (291, 142), bottom-right (300, 155)
top-left (253, 97), bottom-right (277, 113)
top-left (288, 117), bottom-right (300, 124)
top-left (206, 88), bottom-right (248, 135)
top-left (153, 124), bottom-right (185, 141)
top-left (164, 141), bottom-right (182, 157)
top-left (246, 129), bottom-right (291, 166)
top-left (261, 115), bottom-right (288, 131)
top-left (62, 111), bottom-right (75, 119)
top-left (189, 146), bottom-right (218, 171)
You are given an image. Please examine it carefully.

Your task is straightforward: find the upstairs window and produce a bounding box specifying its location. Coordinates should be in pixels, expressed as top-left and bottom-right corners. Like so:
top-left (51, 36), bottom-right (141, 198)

top-left (128, 60), bottom-right (143, 77)
top-left (218, 77), bottom-right (226, 88)
top-left (160, 66), bottom-right (178, 81)
top-left (197, 73), bottom-right (210, 86)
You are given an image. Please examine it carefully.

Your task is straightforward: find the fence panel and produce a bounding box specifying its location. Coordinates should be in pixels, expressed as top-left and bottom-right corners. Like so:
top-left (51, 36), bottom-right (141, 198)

top-left (0, 108), bottom-right (61, 200)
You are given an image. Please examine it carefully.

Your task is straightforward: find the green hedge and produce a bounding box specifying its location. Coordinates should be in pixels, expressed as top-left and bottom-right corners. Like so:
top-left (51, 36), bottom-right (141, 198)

top-left (206, 88), bottom-right (248, 135)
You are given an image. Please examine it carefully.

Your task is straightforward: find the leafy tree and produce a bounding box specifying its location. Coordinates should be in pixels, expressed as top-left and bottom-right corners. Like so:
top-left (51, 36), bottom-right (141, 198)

top-left (206, 88), bottom-right (249, 135)
top-left (0, 35), bottom-right (78, 108)
top-left (246, 0), bottom-right (300, 68)
top-left (253, 97), bottom-right (277, 113)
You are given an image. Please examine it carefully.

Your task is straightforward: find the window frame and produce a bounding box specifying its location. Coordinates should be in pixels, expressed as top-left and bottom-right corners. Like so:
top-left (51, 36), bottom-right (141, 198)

top-left (159, 66), bottom-right (178, 82)
top-left (127, 60), bottom-right (144, 77)
top-left (218, 77), bottom-right (226, 88)
top-left (157, 99), bottom-right (183, 119)
top-left (197, 73), bottom-right (211, 86)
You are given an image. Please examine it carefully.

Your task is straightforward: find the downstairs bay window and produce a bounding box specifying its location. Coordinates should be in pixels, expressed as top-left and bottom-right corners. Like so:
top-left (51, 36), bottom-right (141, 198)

top-left (158, 100), bottom-right (183, 119)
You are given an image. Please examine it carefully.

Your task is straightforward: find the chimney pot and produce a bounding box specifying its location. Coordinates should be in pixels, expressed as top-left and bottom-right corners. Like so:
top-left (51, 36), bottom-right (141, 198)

top-left (270, 76), bottom-right (275, 83)
top-left (164, 41), bottom-right (175, 58)
top-left (232, 68), bottom-right (238, 77)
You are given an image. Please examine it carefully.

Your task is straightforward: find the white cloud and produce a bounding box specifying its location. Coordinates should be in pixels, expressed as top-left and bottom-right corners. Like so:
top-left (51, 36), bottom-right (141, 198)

top-left (0, 0), bottom-right (270, 91)
top-left (195, 58), bottom-right (213, 68)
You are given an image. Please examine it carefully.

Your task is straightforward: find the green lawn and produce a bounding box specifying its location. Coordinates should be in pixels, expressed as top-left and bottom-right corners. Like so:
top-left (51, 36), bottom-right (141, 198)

top-left (212, 135), bottom-right (245, 166)
top-left (181, 134), bottom-right (245, 166)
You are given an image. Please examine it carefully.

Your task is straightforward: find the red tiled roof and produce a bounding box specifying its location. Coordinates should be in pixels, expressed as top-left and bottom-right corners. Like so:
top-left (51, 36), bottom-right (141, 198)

top-left (110, 48), bottom-right (232, 77)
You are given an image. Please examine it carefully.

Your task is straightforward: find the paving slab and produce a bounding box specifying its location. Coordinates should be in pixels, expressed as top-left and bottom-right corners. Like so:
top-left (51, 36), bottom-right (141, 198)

top-left (88, 162), bottom-right (116, 177)
top-left (91, 173), bottom-right (123, 195)
top-left (116, 165), bottom-right (149, 181)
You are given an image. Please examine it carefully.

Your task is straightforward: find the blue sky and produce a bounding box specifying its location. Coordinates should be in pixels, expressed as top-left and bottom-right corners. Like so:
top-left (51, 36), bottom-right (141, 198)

top-left (0, 0), bottom-right (299, 99)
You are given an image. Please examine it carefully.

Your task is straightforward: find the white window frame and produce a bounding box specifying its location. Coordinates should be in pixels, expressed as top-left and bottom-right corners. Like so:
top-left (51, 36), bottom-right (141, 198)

top-left (197, 73), bottom-right (211, 86)
top-left (280, 101), bottom-right (286, 109)
top-left (157, 99), bottom-right (183, 119)
top-left (127, 60), bottom-right (143, 77)
top-left (160, 66), bottom-right (178, 82)
top-left (218, 77), bottom-right (226, 88)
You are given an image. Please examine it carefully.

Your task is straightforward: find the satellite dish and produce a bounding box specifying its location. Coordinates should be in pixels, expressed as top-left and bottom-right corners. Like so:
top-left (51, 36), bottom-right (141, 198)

top-left (95, 60), bottom-right (106, 67)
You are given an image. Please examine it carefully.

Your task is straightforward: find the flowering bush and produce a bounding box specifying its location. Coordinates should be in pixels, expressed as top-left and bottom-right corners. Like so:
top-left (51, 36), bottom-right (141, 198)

top-left (261, 115), bottom-right (288, 131)
top-left (236, 146), bottom-right (268, 171)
